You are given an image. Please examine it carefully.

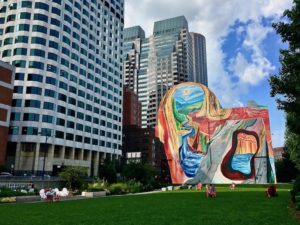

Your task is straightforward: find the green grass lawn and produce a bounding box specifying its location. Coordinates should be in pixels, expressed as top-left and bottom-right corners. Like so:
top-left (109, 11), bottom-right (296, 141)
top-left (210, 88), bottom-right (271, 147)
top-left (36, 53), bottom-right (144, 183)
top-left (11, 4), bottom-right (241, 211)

top-left (0, 185), bottom-right (298, 225)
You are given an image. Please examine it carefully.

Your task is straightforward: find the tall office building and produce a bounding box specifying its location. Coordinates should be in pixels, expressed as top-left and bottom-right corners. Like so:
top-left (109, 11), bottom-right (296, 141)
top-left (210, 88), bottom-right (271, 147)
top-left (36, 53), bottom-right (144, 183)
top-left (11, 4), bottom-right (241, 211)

top-left (123, 26), bottom-right (144, 93)
top-left (0, 0), bottom-right (124, 176)
top-left (191, 32), bottom-right (208, 86)
top-left (123, 16), bottom-right (208, 128)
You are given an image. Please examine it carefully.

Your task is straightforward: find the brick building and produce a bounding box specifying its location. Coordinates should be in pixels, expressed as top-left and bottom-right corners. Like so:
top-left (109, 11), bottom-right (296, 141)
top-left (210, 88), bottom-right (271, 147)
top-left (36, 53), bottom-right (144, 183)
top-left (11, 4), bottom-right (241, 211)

top-left (0, 61), bottom-right (14, 167)
top-left (123, 87), bottom-right (142, 127)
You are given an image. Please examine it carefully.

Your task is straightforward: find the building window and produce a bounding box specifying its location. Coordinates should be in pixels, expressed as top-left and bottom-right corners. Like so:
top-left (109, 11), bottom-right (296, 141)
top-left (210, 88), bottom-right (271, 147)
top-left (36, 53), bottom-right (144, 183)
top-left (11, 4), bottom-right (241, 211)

top-left (12, 60), bottom-right (26, 68)
top-left (9, 126), bottom-right (19, 135)
top-left (4, 37), bottom-right (13, 45)
top-left (22, 127), bottom-right (38, 135)
top-left (15, 35), bottom-right (28, 43)
top-left (7, 14), bottom-right (16, 22)
top-left (75, 135), bottom-right (82, 142)
top-left (31, 36), bottom-right (46, 45)
top-left (15, 73), bottom-right (25, 80)
top-left (2, 49), bottom-right (11, 57)
top-left (10, 112), bottom-right (21, 121)
top-left (51, 7), bottom-right (61, 16)
top-left (84, 137), bottom-right (90, 144)
top-left (67, 121), bottom-right (75, 128)
top-left (16, 24), bottom-right (30, 31)
top-left (59, 81), bottom-right (68, 90)
top-left (13, 86), bottom-right (23, 94)
top-left (26, 86), bottom-right (42, 95)
top-left (55, 130), bottom-right (64, 139)
top-left (48, 52), bottom-right (58, 61)
top-left (30, 49), bottom-right (45, 57)
top-left (50, 29), bottom-right (59, 38)
top-left (34, 2), bottom-right (49, 11)
top-left (49, 41), bottom-right (59, 49)
top-left (85, 115), bottom-right (92, 122)
top-left (25, 100), bottom-right (41, 108)
top-left (13, 48), bottom-right (27, 56)
top-left (58, 93), bottom-right (67, 102)
top-left (57, 105), bottom-right (66, 114)
top-left (29, 61), bottom-right (44, 70)
top-left (50, 18), bottom-right (60, 27)
top-left (20, 1), bottom-right (33, 8)
top-left (77, 112), bottom-right (84, 120)
top-left (32, 25), bottom-right (47, 34)
top-left (34, 13), bottom-right (48, 22)
top-left (45, 77), bottom-right (57, 85)
top-left (44, 89), bottom-right (56, 98)
top-left (47, 64), bottom-right (57, 73)
top-left (28, 73), bottom-right (43, 82)
top-left (43, 102), bottom-right (55, 110)
top-left (5, 26), bottom-right (14, 34)
top-left (66, 133), bottom-right (74, 141)
top-left (42, 115), bottom-right (54, 124)
top-left (56, 118), bottom-right (65, 126)
top-left (17, 12), bottom-right (31, 19)
top-left (12, 99), bottom-right (22, 107)
top-left (76, 123), bottom-right (83, 131)
top-left (23, 113), bottom-right (39, 121)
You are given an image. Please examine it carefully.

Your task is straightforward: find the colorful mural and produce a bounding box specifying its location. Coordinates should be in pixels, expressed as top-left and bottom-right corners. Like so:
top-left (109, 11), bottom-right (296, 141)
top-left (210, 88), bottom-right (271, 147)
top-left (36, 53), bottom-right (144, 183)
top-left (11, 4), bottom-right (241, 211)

top-left (156, 82), bottom-right (276, 184)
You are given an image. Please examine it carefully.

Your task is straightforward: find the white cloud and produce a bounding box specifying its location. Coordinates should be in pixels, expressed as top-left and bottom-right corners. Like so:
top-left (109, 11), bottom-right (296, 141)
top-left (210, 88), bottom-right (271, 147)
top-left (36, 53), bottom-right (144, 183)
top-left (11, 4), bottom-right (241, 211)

top-left (124, 0), bottom-right (292, 107)
top-left (229, 21), bottom-right (275, 85)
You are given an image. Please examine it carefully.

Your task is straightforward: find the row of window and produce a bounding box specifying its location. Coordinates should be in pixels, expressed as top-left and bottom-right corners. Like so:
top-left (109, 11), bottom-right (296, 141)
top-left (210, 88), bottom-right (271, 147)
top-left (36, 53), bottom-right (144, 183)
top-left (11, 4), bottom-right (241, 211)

top-left (3, 43), bottom-right (122, 83)
top-left (10, 112), bottom-right (121, 137)
top-left (8, 126), bottom-right (120, 149)
top-left (11, 99), bottom-right (121, 123)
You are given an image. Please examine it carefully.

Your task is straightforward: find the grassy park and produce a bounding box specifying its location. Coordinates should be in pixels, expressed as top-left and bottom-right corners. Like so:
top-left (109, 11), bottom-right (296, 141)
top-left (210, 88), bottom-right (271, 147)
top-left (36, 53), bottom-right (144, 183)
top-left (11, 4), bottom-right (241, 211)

top-left (0, 185), bottom-right (298, 225)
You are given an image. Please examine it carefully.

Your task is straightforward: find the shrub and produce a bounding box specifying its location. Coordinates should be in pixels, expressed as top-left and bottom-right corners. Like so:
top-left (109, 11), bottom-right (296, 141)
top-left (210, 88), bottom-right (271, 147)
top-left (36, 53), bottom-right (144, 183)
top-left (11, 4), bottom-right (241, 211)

top-left (107, 181), bottom-right (143, 195)
top-left (121, 163), bottom-right (159, 191)
top-left (126, 180), bottom-right (142, 193)
top-left (0, 188), bottom-right (37, 198)
top-left (108, 183), bottom-right (128, 195)
top-left (59, 166), bottom-right (88, 191)
top-left (87, 179), bottom-right (108, 192)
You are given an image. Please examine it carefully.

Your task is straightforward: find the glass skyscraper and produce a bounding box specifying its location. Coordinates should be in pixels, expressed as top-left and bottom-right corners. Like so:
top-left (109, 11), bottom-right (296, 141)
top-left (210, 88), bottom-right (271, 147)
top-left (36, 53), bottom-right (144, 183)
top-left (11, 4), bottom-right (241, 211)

top-left (191, 32), bottom-right (208, 86)
top-left (0, 0), bottom-right (124, 176)
top-left (123, 16), bottom-right (208, 128)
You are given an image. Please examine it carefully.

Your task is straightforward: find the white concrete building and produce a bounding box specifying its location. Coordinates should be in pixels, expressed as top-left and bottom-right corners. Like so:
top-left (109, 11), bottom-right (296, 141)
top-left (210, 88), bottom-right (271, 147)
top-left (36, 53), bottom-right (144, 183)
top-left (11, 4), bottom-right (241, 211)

top-left (0, 0), bottom-right (124, 176)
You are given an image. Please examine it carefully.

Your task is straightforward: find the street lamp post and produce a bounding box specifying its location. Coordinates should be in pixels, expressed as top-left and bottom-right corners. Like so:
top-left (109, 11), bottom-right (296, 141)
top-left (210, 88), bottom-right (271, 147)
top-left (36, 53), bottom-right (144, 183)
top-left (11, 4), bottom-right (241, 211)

top-left (39, 131), bottom-right (54, 178)
top-left (42, 135), bottom-right (50, 178)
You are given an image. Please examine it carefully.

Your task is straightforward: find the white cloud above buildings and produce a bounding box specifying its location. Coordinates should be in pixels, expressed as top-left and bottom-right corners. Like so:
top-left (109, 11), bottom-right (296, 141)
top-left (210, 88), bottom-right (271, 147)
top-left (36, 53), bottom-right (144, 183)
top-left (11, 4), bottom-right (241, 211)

top-left (124, 0), bottom-right (292, 106)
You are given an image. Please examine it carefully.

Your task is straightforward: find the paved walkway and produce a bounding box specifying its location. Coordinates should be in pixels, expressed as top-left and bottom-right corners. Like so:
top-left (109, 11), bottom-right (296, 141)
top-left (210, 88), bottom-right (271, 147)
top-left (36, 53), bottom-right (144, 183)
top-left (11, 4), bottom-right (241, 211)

top-left (3, 190), bottom-right (163, 205)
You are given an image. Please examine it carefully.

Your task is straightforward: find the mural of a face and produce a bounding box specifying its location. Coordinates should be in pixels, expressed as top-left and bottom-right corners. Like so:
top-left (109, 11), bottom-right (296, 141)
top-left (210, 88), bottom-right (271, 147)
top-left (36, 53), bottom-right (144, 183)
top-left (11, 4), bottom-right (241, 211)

top-left (156, 82), bottom-right (276, 184)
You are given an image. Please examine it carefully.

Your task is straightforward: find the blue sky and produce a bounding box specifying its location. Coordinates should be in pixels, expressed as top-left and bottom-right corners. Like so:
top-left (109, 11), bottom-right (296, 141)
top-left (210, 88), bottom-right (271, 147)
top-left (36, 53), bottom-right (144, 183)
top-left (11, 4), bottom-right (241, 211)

top-left (125, 0), bottom-right (293, 147)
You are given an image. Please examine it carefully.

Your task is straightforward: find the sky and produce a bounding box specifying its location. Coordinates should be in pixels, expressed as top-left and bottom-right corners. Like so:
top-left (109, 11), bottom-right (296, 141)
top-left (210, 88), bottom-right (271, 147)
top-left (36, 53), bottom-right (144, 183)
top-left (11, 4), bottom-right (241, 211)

top-left (124, 0), bottom-right (293, 147)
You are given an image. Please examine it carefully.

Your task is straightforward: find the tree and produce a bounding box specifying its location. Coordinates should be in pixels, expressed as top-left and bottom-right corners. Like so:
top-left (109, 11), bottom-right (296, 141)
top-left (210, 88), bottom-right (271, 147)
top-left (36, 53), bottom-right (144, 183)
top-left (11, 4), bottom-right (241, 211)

top-left (285, 128), bottom-right (300, 170)
top-left (98, 158), bottom-right (117, 183)
top-left (269, 0), bottom-right (300, 168)
top-left (59, 166), bottom-right (87, 191)
top-left (275, 151), bottom-right (299, 182)
top-left (122, 162), bottom-right (159, 190)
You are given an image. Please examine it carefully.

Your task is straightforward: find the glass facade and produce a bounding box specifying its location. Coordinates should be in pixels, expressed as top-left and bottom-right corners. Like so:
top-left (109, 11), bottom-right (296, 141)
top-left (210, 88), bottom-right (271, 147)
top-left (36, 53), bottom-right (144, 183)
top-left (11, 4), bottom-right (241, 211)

top-left (123, 16), bottom-right (207, 128)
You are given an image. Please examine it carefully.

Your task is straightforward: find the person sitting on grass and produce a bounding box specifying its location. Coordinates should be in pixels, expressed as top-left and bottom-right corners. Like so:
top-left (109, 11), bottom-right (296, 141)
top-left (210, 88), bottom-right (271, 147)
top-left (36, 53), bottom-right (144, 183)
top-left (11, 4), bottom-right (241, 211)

top-left (230, 182), bottom-right (236, 190)
top-left (206, 184), bottom-right (216, 198)
top-left (266, 184), bottom-right (278, 197)
top-left (196, 183), bottom-right (203, 190)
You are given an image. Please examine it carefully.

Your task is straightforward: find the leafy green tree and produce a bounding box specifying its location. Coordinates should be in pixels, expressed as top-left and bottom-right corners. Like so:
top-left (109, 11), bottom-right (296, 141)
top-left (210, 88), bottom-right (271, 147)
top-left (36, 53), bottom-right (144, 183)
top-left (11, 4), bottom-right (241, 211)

top-left (275, 151), bottom-right (299, 182)
top-left (98, 158), bottom-right (117, 183)
top-left (270, 0), bottom-right (300, 168)
top-left (122, 162), bottom-right (159, 190)
top-left (59, 166), bottom-right (87, 191)
top-left (285, 128), bottom-right (300, 170)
